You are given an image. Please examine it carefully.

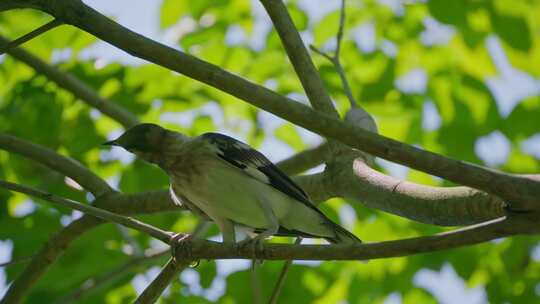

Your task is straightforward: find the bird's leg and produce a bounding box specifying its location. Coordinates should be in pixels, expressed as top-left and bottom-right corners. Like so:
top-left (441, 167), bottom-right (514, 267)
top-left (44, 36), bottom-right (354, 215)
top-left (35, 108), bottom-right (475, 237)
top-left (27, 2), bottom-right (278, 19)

top-left (216, 218), bottom-right (236, 244)
top-left (170, 221), bottom-right (211, 263)
top-left (239, 197), bottom-right (280, 264)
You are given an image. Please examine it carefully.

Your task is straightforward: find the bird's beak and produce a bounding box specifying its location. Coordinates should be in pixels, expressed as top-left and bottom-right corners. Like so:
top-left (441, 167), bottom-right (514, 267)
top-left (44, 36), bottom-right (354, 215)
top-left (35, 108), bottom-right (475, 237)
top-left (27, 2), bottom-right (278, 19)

top-left (102, 140), bottom-right (119, 146)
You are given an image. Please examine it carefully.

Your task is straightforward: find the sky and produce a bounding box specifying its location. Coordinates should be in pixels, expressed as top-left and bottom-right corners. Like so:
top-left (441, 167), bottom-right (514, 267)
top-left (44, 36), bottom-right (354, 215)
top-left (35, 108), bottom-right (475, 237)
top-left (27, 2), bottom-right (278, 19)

top-left (2, 0), bottom-right (540, 302)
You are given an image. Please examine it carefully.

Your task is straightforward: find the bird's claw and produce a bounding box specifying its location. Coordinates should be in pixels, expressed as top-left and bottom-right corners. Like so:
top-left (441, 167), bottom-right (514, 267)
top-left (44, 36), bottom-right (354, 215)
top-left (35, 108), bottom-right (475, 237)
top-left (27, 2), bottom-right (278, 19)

top-left (169, 233), bottom-right (193, 264)
top-left (238, 237), bottom-right (265, 266)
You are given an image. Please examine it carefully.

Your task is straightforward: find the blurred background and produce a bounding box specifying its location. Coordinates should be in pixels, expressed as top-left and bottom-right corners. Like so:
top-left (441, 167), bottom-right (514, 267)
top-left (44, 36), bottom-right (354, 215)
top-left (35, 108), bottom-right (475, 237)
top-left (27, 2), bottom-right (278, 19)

top-left (1, 0), bottom-right (539, 303)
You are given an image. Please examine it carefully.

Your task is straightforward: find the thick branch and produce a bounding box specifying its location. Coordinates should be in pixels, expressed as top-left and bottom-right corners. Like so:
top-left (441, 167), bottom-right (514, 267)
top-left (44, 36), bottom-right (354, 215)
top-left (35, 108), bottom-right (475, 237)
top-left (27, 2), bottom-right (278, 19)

top-left (276, 143), bottom-right (329, 175)
top-left (20, 0), bottom-right (539, 210)
top-left (0, 133), bottom-right (111, 196)
top-left (0, 36), bottom-right (139, 128)
top-left (0, 180), bottom-right (173, 243)
top-left (0, 0), bottom-right (44, 12)
top-left (328, 159), bottom-right (508, 225)
top-left (260, 0), bottom-right (339, 118)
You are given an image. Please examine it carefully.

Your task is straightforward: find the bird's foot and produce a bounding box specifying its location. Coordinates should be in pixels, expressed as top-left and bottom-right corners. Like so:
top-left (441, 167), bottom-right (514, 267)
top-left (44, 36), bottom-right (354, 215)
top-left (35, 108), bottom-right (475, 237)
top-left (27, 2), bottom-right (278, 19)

top-left (238, 236), bottom-right (266, 266)
top-left (169, 233), bottom-right (193, 264)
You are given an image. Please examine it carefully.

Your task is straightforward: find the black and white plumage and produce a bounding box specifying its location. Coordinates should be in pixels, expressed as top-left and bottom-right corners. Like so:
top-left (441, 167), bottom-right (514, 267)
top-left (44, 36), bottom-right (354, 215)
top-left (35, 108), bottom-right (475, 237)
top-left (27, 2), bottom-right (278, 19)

top-left (104, 123), bottom-right (361, 245)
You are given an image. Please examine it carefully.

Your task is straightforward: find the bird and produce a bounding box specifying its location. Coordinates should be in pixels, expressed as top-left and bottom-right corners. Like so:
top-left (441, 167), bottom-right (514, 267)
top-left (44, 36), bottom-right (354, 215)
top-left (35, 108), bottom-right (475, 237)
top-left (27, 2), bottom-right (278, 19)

top-left (103, 123), bottom-right (361, 247)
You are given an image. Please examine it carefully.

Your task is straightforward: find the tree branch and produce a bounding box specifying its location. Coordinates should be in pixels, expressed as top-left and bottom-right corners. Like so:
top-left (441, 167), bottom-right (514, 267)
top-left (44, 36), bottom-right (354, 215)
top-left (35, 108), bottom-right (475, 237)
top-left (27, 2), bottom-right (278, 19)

top-left (309, 0), bottom-right (358, 109)
top-left (0, 150), bottom-right (533, 302)
top-left (0, 188), bottom-right (184, 304)
top-left (0, 180), bottom-right (173, 243)
top-left (16, 0), bottom-right (539, 210)
top-left (327, 159), bottom-right (508, 225)
top-left (0, 36), bottom-right (139, 128)
top-left (0, 19), bottom-right (62, 55)
top-left (172, 217), bottom-right (534, 261)
top-left (0, 133), bottom-right (111, 196)
top-left (0, 136), bottom-right (178, 304)
top-left (0, 182), bottom-right (181, 304)
top-left (134, 222), bottom-right (210, 303)
top-left (276, 143), bottom-right (329, 175)
top-left (134, 258), bottom-right (188, 304)
top-left (268, 237), bottom-right (302, 304)
top-left (260, 0), bottom-right (339, 118)
top-left (0, 131), bottom-right (509, 226)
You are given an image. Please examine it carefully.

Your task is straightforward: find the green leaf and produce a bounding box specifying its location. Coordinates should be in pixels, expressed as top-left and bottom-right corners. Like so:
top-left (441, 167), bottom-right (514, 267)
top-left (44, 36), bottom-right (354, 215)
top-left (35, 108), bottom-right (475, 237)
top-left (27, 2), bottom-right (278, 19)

top-left (427, 0), bottom-right (467, 27)
top-left (490, 11), bottom-right (532, 51)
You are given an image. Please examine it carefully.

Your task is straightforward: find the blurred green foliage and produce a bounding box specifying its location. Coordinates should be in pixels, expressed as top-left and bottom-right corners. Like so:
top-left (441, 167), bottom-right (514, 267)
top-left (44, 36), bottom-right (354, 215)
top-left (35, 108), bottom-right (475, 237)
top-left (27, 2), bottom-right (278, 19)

top-left (1, 0), bottom-right (539, 303)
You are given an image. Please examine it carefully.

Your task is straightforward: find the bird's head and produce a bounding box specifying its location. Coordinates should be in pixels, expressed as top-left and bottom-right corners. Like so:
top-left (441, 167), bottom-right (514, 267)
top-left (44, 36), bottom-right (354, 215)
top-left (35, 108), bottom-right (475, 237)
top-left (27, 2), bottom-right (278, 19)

top-left (103, 123), bottom-right (169, 164)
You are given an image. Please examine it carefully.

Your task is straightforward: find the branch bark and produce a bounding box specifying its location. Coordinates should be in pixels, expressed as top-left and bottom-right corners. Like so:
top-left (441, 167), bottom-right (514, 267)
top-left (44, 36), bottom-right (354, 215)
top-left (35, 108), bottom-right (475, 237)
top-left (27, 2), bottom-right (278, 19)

top-left (133, 258), bottom-right (186, 304)
top-left (134, 222), bottom-right (210, 303)
top-left (275, 143), bottom-right (329, 175)
top-left (172, 217), bottom-right (533, 261)
top-left (327, 159), bottom-right (508, 225)
top-left (0, 132), bottom-right (510, 226)
top-left (14, 0), bottom-right (538, 210)
top-left (260, 0), bottom-right (339, 118)
top-left (0, 180), bottom-right (173, 243)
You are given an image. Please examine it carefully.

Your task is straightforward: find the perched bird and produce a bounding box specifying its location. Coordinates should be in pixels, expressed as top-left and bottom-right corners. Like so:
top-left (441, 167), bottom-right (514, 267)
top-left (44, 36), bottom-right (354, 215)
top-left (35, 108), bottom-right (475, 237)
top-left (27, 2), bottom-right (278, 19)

top-left (104, 123), bottom-right (361, 246)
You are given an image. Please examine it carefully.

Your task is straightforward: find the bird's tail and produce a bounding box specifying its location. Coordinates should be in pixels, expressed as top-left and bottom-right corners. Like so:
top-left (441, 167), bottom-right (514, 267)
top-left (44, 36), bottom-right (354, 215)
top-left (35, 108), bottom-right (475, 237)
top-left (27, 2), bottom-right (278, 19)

top-left (325, 222), bottom-right (362, 244)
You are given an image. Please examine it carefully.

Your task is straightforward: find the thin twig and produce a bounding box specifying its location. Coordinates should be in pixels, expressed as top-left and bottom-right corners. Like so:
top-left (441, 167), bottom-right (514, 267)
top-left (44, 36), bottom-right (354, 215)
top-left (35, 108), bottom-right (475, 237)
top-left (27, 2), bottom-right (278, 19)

top-left (251, 261), bottom-right (264, 304)
top-left (116, 224), bottom-right (144, 257)
top-left (0, 19), bottom-right (62, 55)
top-left (335, 0), bottom-right (346, 57)
top-left (268, 237), bottom-right (302, 304)
top-left (309, 0), bottom-right (358, 108)
top-left (309, 45), bottom-right (334, 62)
top-left (0, 180), bottom-right (172, 243)
top-left (0, 255), bottom-right (34, 268)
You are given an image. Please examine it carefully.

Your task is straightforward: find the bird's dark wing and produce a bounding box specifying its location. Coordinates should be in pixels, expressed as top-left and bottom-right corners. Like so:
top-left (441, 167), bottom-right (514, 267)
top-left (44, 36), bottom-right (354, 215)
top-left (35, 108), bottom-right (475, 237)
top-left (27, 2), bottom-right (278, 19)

top-left (201, 132), bottom-right (324, 215)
